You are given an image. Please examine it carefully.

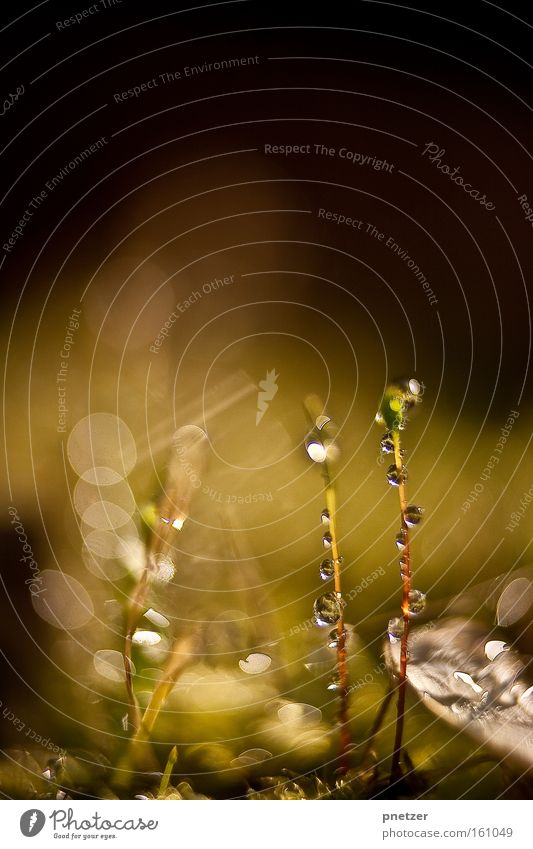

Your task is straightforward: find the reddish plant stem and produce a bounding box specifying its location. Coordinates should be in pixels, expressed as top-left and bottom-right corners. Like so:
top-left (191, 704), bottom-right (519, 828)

top-left (390, 431), bottom-right (411, 782)
top-left (361, 683), bottom-right (395, 767)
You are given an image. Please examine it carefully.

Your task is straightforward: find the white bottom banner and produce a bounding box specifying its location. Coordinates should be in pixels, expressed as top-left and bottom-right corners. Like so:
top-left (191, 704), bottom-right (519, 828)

top-left (2, 799), bottom-right (529, 848)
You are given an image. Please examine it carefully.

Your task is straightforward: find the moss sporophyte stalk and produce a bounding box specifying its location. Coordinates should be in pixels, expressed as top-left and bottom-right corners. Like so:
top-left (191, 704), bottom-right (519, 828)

top-left (376, 378), bottom-right (427, 782)
top-left (304, 395), bottom-right (351, 772)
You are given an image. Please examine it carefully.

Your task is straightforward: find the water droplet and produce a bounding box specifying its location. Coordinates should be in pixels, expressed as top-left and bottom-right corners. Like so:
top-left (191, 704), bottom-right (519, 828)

top-left (132, 630), bottom-right (162, 647)
top-left (395, 529), bottom-right (407, 551)
top-left (319, 559), bottom-right (335, 581)
top-left (404, 505), bottom-right (424, 526)
top-left (322, 533), bottom-right (332, 549)
top-left (238, 653), bottom-right (272, 674)
top-left (327, 627), bottom-right (348, 649)
top-left (144, 608), bottom-right (170, 628)
top-left (408, 378), bottom-right (421, 396)
top-left (399, 557), bottom-right (409, 578)
top-left (453, 671), bottom-right (484, 694)
top-left (305, 435), bottom-right (326, 463)
top-left (321, 509), bottom-right (330, 525)
top-left (313, 593), bottom-right (342, 627)
top-left (327, 674), bottom-right (342, 691)
top-left (408, 589), bottom-right (426, 616)
top-left (386, 464), bottom-right (407, 487)
top-left (484, 640), bottom-right (509, 661)
top-left (375, 412), bottom-right (385, 425)
top-left (380, 432), bottom-right (395, 454)
top-left (387, 617), bottom-right (404, 642)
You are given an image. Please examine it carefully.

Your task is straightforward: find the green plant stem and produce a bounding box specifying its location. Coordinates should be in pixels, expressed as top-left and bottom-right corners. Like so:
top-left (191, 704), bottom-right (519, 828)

top-left (123, 560), bottom-right (154, 732)
top-left (390, 430), bottom-right (411, 782)
top-left (118, 629), bottom-right (200, 781)
top-left (324, 469), bottom-right (351, 772)
top-left (123, 520), bottom-right (177, 732)
top-left (158, 746), bottom-right (178, 798)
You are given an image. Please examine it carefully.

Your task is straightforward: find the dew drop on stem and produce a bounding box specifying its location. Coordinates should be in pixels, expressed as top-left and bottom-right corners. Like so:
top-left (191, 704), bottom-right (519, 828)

top-left (328, 627), bottom-right (348, 649)
top-left (380, 432), bottom-right (395, 454)
top-left (387, 617), bottom-right (405, 642)
top-left (320, 559), bottom-right (335, 581)
top-left (327, 674), bottom-right (342, 691)
top-left (407, 589), bottom-right (426, 615)
top-left (404, 505), bottom-right (424, 526)
top-left (395, 529), bottom-right (407, 551)
top-left (314, 593), bottom-right (342, 627)
top-left (386, 464), bottom-right (407, 487)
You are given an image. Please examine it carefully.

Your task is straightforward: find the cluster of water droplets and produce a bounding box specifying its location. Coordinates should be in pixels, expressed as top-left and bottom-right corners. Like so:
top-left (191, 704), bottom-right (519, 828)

top-left (314, 508), bottom-right (342, 626)
top-left (311, 505), bottom-right (347, 692)
top-left (377, 380), bottom-right (428, 643)
top-left (375, 378), bottom-right (422, 430)
top-left (387, 590), bottom-right (427, 642)
top-left (304, 413), bottom-right (341, 465)
top-left (444, 637), bottom-right (533, 721)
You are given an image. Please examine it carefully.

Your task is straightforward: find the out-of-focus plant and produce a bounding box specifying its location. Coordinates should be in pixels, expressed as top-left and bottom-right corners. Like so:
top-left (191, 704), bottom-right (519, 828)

top-left (122, 426), bottom-right (209, 765)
